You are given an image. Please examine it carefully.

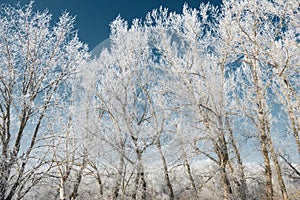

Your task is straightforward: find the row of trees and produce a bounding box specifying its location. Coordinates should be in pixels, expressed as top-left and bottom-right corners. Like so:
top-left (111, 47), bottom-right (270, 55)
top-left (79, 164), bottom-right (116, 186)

top-left (0, 0), bottom-right (299, 199)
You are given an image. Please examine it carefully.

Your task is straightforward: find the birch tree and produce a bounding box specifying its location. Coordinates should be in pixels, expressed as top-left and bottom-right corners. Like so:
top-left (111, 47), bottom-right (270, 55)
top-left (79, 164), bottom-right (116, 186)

top-left (82, 17), bottom-right (158, 199)
top-left (219, 0), bottom-right (300, 199)
top-left (146, 4), bottom-right (247, 199)
top-left (0, 2), bottom-right (88, 199)
top-left (46, 102), bottom-right (87, 200)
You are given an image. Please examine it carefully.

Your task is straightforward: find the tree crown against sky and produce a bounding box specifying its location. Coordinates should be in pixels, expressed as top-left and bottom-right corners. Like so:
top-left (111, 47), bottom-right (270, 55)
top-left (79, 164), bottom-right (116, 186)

top-left (0, 0), bottom-right (222, 49)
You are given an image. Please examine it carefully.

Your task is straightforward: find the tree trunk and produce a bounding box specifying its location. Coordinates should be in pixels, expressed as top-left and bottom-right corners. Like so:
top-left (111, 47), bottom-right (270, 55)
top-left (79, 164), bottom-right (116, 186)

top-left (69, 150), bottom-right (87, 200)
top-left (96, 171), bottom-right (104, 197)
top-left (132, 149), bottom-right (146, 200)
top-left (59, 176), bottom-right (67, 200)
top-left (252, 61), bottom-right (274, 200)
top-left (181, 146), bottom-right (198, 199)
top-left (226, 117), bottom-right (247, 200)
top-left (215, 137), bottom-right (232, 200)
top-left (265, 121), bottom-right (288, 200)
top-left (216, 116), bottom-right (232, 200)
top-left (278, 77), bottom-right (300, 154)
top-left (0, 160), bottom-right (9, 200)
top-left (220, 165), bottom-right (232, 200)
top-left (111, 153), bottom-right (125, 200)
top-left (253, 68), bottom-right (288, 200)
top-left (140, 170), bottom-right (147, 200)
top-left (156, 138), bottom-right (174, 200)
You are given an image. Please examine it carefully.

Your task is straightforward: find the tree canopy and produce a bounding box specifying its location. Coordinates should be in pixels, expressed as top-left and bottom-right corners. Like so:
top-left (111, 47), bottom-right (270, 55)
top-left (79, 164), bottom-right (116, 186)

top-left (0, 1), bottom-right (299, 200)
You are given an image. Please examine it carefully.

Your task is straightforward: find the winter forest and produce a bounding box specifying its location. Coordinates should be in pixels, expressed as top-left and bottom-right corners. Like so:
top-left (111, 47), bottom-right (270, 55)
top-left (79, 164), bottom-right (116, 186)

top-left (0, 0), bottom-right (299, 199)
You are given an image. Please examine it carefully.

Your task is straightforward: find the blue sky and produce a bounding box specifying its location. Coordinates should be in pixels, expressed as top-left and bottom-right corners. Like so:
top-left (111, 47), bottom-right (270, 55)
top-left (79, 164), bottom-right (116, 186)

top-left (0, 0), bottom-right (222, 50)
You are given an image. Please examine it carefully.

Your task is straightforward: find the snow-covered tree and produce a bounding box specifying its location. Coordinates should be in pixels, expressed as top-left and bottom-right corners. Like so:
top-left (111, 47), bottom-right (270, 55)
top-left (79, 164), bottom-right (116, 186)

top-left (0, 2), bottom-right (88, 199)
top-left (80, 17), bottom-right (154, 199)
top-left (81, 1), bottom-right (299, 199)
top-left (144, 4), bottom-right (250, 199)
top-left (5, 0), bottom-right (295, 199)
top-left (219, 1), bottom-right (300, 199)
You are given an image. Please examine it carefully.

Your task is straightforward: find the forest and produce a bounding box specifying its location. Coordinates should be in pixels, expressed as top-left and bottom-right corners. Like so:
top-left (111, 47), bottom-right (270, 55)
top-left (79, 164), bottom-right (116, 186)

top-left (0, 0), bottom-right (299, 199)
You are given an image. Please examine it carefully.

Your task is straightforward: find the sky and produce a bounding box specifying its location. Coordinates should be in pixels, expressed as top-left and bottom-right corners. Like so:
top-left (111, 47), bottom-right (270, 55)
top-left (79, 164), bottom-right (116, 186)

top-left (0, 0), bottom-right (222, 50)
